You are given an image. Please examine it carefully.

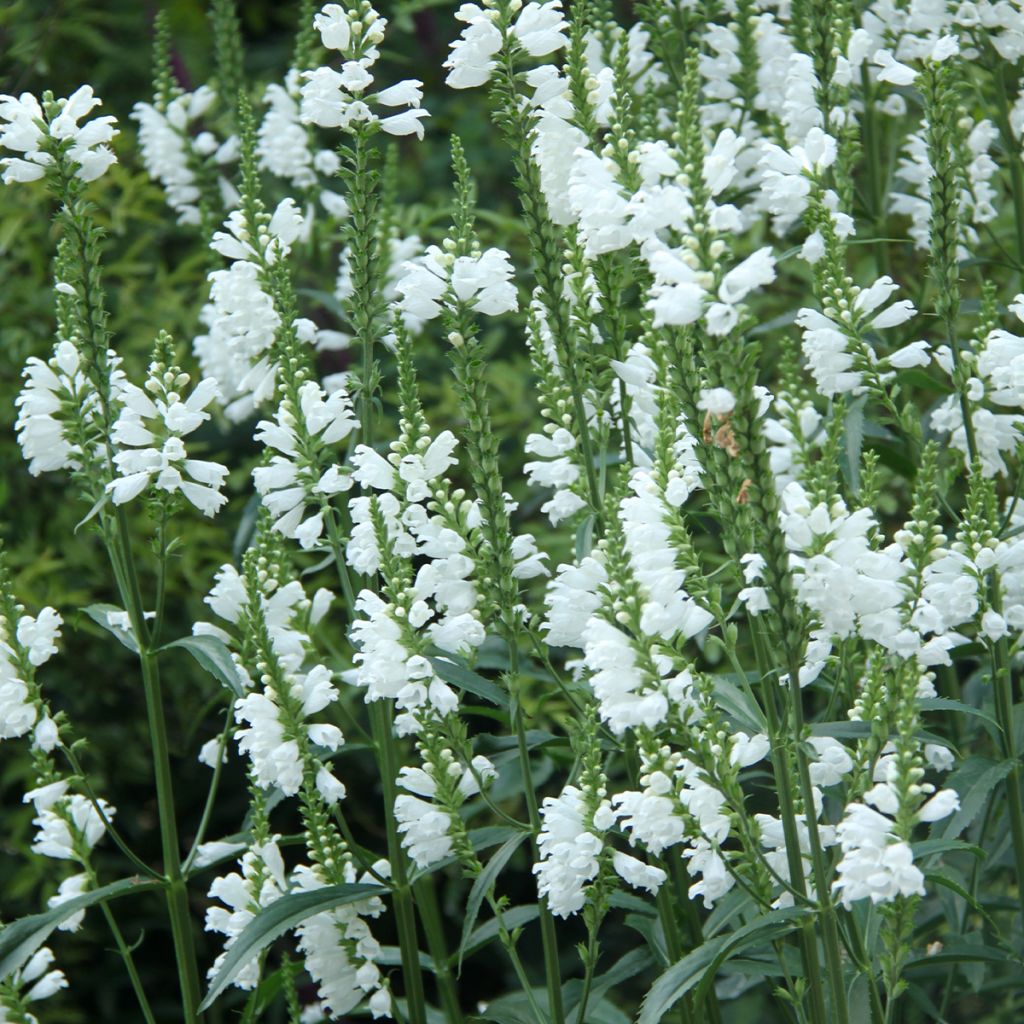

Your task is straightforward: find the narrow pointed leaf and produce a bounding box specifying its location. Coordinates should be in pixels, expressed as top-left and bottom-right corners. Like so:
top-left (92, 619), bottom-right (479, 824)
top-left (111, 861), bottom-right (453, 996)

top-left (201, 883), bottom-right (385, 1009)
top-left (163, 634), bottom-right (244, 697)
top-left (0, 876), bottom-right (161, 980)
top-left (458, 832), bottom-right (529, 970)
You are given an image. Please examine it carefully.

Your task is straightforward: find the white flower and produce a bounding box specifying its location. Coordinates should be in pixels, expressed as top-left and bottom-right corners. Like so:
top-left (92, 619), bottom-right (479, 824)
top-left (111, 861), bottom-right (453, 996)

top-left (513, 2), bottom-right (568, 56)
top-left (396, 245), bottom-right (517, 321)
top-left (2, 86), bottom-right (118, 185)
top-left (133, 86), bottom-right (221, 224)
top-left (107, 368), bottom-right (228, 516)
top-left (205, 841), bottom-right (288, 990)
top-left (253, 381), bottom-right (357, 549)
top-left (534, 786), bottom-right (606, 917)
top-left (445, 5), bottom-right (503, 88)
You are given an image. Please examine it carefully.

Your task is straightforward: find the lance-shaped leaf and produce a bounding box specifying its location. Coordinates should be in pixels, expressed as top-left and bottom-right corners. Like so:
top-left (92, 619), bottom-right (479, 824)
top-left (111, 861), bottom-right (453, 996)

top-left (201, 883), bottom-right (385, 1009)
top-left (0, 876), bottom-right (161, 980)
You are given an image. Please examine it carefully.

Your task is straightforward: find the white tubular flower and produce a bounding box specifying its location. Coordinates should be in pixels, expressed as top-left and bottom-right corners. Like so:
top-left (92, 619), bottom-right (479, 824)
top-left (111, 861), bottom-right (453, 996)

top-left (26, 783), bottom-right (114, 862)
top-left (543, 555), bottom-right (608, 648)
top-left (132, 86), bottom-right (221, 225)
top-left (833, 803), bottom-right (925, 907)
top-left (798, 275), bottom-right (916, 398)
top-left (3, 946), bottom-right (68, 1008)
top-left (15, 340), bottom-right (98, 477)
top-left (583, 617), bottom-right (670, 734)
top-left (259, 72), bottom-right (321, 190)
top-left (444, 5), bottom-right (503, 88)
top-left (211, 199), bottom-right (306, 265)
top-left (348, 591), bottom-right (460, 734)
top-left (394, 753), bottom-right (495, 868)
top-left (460, 1), bottom-right (573, 102)
top-left (301, 4), bottom-right (428, 139)
top-left (0, 608), bottom-right (60, 745)
top-left (235, 663), bottom-right (343, 796)
top-left (253, 380), bottom-right (357, 549)
top-left (620, 471), bottom-right (711, 642)
top-left (780, 482), bottom-right (912, 656)
top-left (644, 242), bottom-right (708, 328)
top-left (758, 127), bottom-right (836, 222)
top-left (534, 786), bottom-right (608, 917)
top-left (567, 150), bottom-right (633, 257)
top-left (395, 245), bottom-right (518, 322)
top-left (205, 840), bottom-right (288, 990)
top-left (930, 324), bottom-right (1024, 477)
top-left (107, 358), bottom-right (228, 517)
top-left (193, 260), bottom-right (281, 422)
top-left (1, 86), bottom-right (117, 185)
top-left (292, 861), bottom-right (389, 1019)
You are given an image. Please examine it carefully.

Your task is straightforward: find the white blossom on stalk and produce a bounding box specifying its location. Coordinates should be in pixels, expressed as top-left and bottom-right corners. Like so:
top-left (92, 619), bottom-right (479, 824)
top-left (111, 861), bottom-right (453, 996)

top-left (445, 1), bottom-right (568, 89)
top-left (394, 754), bottom-right (496, 868)
top-left (292, 861), bottom-right (391, 1019)
top-left (0, 946), bottom-right (68, 1009)
top-left (798, 275), bottom-right (917, 398)
top-left (205, 839), bottom-right (288, 990)
top-left (16, 282), bottom-right (126, 481)
top-left (395, 245), bottom-right (518, 322)
top-left (535, 781), bottom-right (667, 918)
top-left (203, 558), bottom-right (347, 800)
top-left (301, 4), bottom-right (429, 139)
top-left (0, 608), bottom-right (61, 745)
top-left (133, 86), bottom-right (234, 225)
top-left (258, 71), bottom-right (338, 192)
top-left (543, 555), bottom-right (608, 648)
top-left (930, 313), bottom-right (1024, 477)
top-left (0, 86), bottom-right (117, 184)
top-left (25, 781), bottom-right (114, 861)
top-left (758, 128), bottom-right (836, 226)
top-left (194, 198), bottom-right (313, 420)
top-left (253, 380), bottom-right (358, 549)
top-left (535, 786), bottom-right (612, 917)
top-left (106, 357), bottom-right (228, 516)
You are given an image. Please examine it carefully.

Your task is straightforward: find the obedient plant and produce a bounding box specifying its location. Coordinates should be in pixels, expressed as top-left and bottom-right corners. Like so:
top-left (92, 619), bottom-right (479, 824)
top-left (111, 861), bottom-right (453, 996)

top-left (3, 0), bottom-right (1024, 1022)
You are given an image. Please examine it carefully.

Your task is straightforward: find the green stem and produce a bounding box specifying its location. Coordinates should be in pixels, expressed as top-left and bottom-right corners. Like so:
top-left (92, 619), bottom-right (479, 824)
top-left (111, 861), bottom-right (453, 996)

top-left (413, 877), bottom-right (465, 1024)
top-left (111, 505), bottom-right (203, 1023)
top-left (991, 624), bottom-right (1024, 925)
top-left (509, 644), bottom-right (566, 1024)
top-left (752, 629), bottom-right (829, 1024)
top-left (182, 707), bottom-right (233, 876)
top-left (370, 701), bottom-right (429, 1024)
top-left (573, 914), bottom-right (601, 1024)
top-left (98, 899), bottom-right (159, 1024)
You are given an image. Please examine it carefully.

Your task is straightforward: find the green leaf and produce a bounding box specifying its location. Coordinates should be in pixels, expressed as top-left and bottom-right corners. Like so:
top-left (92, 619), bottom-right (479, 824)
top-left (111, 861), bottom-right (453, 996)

top-left (566, 948), bottom-right (654, 1024)
top-left (808, 721), bottom-right (873, 740)
top-left (940, 757), bottom-right (1014, 840)
top-left (459, 904), bottom-right (539, 960)
top-left (200, 883), bottom-right (385, 1009)
top-left (74, 491), bottom-right (109, 534)
top-left (409, 825), bottom-right (527, 883)
top-left (430, 656), bottom-right (511, 710)
top-left (81, 603), bottom-right (139, 653)
top-left (638, 908), bottom-right (809, 1024)
top-left (162, 634), bottom-right (243, 697)
top-left (912, 838), bottom-right (985, 861)
top-left (711, 676), bottom-right (766, 732)
top-left (904, 944), bottom-right (1021, 970)
top-left (918, 697), bottom-right (999, 733)
top-left (458, 832), bottom-right (529, 971)
top-left (0, 876), bottom-right (161, 980)
top-left (840, 395), bottom-right (867, 495)
top-left (575, 515), bottom-right (595, 560)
